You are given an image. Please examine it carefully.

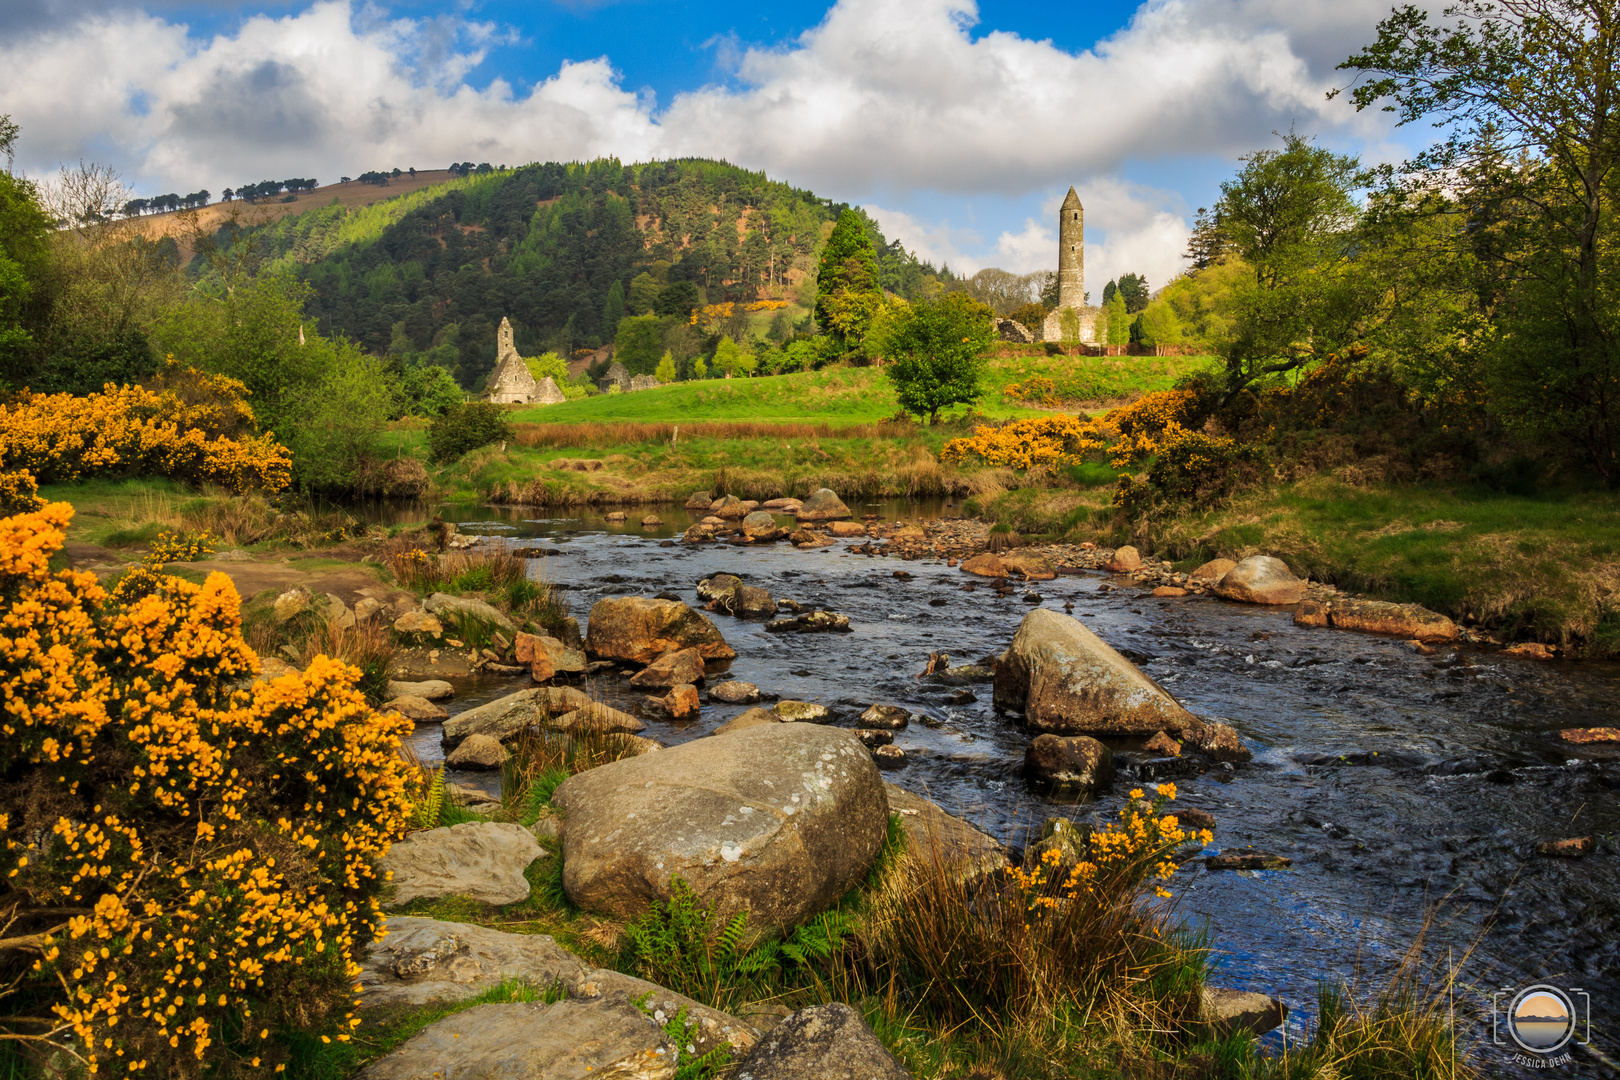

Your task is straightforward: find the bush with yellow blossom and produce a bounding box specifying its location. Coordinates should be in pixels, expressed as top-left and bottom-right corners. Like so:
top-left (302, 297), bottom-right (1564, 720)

top-left (0, 369), bottom-right (292, 515)
top-left (0, 502), bottom-right (412, 1077)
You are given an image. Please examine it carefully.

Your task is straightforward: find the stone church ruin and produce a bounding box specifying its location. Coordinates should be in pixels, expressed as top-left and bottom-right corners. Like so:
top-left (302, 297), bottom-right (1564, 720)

top-left (1041, 188), bottom-right (1099, 345)
top-left (484, 317), bottom-right (566, 405)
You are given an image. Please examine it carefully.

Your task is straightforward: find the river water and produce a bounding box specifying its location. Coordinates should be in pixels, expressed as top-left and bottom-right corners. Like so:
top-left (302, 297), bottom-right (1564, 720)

top-left (399, 499), bottom-right (1619, 1076)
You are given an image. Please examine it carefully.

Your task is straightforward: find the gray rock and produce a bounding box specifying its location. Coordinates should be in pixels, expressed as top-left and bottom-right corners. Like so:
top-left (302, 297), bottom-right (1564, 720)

top-left (731, 584), bottom-right (777, 618)
top-left (794, 488), bottom-right (854, 522)
top-left (1213, 556), bottom-right (1306, 605)
top-left (993, 608), bottom-right (1203, 736)
top-left (708, 681), bottom-right (761, 704)
top-left (378, 822), bottom-right (542, 908)
top-left (553, 724), bottom-right (887, 934)
top-left (353, 596), bottom-right (385, 624)
top-left (445, 733), bottom-right (510, 770)
top-left (742, 510), bottom-right (782, 540)
top-left (425, 591), bottom-right (518, 633)
top-left (356, 995), bottom-right (676, 1080)
top-left (393, 611), bottom-right (443, 637)
top-left (387, 679), bottom-right (454, 701)
top-left (1199, 986), bottom-right (1288, 1038)
top-left (545, 702), bottom-right (647, 736)
top-left (766, 610), bottom-right (852, 634)
top-left (273, 586), bottom-right (313, 623)
top-left (324, 592), bottom-right (356, 629)
top-left (1189, 558), bottom-right (1237, 584)
top-left (873, 745), bottom-right (906, 769)
top-left (1023, 734), bottom-right (1114, 794)
top-left (356, 917), bottom-right (757, 1056)
top-left (684, 490), bottom-right (715, 509)
top-left (734, 1002), bottom-right (910, 1080)
top-left (696, 573), bottom-right (744, 602)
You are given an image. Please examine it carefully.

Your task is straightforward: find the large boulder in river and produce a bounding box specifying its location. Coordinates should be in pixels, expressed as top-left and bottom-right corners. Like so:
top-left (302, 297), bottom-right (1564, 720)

top-left (552, 724), bottom-right (888, 935)
top-left (1214, 556), bottom-right (1306, 605)
top-left (795, 488), bottom-right (853, 522)
top-left (586, 597), bottom-right (737, 664)
top-left (1295, 598), bottom-right (1458, 641)
top-left (993, 608), bottom-right (1203, 736)
top-left (714, 494), bottom-right (750, 520)
top-left (1001, 551), bottom-right (1055, 580)
top-left (685, 490), bottom-right (715, 509)
top-left (376, 822), bottom-right (541, 908)
top-left (742, 510), bottom-right (783, 540)
top-left (734, 1003), bottom-right (910, 1080)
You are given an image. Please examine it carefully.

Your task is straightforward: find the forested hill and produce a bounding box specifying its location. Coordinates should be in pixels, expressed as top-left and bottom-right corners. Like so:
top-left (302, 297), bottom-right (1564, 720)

top-left (234, 158), bottom-right (943, 389)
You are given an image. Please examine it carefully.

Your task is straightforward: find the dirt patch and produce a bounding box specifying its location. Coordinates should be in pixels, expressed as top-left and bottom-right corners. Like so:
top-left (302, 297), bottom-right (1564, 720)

top-left (171, 558), bottom-right (392, 606)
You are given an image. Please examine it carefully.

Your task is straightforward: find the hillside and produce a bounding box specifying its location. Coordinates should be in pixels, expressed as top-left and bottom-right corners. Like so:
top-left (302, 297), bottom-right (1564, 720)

top-left (132, 170), bottom-right (466, 260)
top-left (202, 158), bottom-right (945, 390)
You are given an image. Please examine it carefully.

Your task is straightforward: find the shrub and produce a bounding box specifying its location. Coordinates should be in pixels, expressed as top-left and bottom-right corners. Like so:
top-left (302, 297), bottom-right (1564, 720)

top-left (426, 402), bottom-right (513, 463)
top-left (0, 502), bottom-right (412, 1078)
top-left (0, 373), bottom-right (292, 494)
top-left (940, 415), bottom-right (1109, 471)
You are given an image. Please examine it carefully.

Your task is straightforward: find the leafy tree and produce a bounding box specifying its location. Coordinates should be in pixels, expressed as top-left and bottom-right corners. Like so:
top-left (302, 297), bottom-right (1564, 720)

top-left (1137, 300), bottom-right (1184, 349)
top-left (1340, 0), bottom-right (1620, 481)
top-left (712, 335), bottom-right (756, 377)
top-left (614, 314), bottom-right (666, 375)
top-left (627, 271), bottom-right (661, 314)
top-left (1213, 131), bottom-right (1365, 395)
top-left (961, 268), bottom-right (1042, 314)
top-left (691, 355), bottom-right (708, 379)
top-left (1007, 302), bottom-right (1048, 333)
top-left (815, 208), bottom-right (883, 354)
top-left (655, 349), bottom-right (677, 383)
top-left (400, 364), bottom-right (463, 416)
top-left (524, 351), bottom-right (570, 384)
top-left (428, 401), bottom-right (512, 463)
top-left (654, 280), bottom-right (700, 318)
top-left (884, 292), bottom-right (995, 423)
top-left (1105, 292), bottom-right (1130, 346)
top-left (1117, 272), bottom-right (1150, 313)
top-left (0, 132), bottom-right (54, 384)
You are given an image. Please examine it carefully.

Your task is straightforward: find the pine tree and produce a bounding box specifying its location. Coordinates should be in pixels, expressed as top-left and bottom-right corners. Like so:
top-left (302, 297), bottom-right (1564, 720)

top-left (602, 279), bottom-right (625, 336)
top-left (815, 209), bottom-right (881, 351)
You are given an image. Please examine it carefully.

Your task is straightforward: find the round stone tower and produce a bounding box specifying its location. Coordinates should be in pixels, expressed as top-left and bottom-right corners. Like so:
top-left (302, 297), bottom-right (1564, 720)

top-left (1058, 186), bottom-right (1084, 309)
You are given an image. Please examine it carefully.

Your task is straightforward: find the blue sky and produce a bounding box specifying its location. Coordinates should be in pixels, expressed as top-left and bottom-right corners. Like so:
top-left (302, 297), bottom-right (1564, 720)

top-left (0, 0), bottom-right (1428, 290)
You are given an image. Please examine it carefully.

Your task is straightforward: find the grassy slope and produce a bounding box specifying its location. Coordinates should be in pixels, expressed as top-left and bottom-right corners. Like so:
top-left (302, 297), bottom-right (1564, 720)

top-left (510, 350), bottom-right (1216, 426)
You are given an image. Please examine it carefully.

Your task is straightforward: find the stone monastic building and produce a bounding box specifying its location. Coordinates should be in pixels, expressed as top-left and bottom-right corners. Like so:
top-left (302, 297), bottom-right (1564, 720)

top-left (1042, 188), bottom-right (1098, 344)
top-left (599, 361), bottom-right (631, 393)
top-left (484, 318), bottom-right (539, 404)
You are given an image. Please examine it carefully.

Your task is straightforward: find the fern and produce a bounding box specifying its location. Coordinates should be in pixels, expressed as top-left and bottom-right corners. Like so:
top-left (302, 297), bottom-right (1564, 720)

top-left (636, 998), bottom-right (734, 1080)
top-left (410, 767), bottom-right (445, 831)
top-left (622, 879), bottom-right (762, 1008)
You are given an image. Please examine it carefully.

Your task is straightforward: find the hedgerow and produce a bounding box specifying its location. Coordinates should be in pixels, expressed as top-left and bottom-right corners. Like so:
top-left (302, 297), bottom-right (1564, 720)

top-left (0, 502), bottom-right (412, 1077)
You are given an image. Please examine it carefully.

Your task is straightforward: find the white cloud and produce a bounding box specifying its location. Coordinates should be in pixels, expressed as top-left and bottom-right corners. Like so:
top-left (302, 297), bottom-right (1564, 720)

top-left (862, 205), bottom-right (983, 273)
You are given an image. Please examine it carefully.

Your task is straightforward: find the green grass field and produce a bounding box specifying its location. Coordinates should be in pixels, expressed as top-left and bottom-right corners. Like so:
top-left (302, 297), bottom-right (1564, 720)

top-left (510, 352), bottom-right (1216, 427)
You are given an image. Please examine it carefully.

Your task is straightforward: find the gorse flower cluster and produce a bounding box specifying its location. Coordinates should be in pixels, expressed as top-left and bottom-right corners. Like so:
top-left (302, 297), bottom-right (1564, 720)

top-left (1009, 784), bottom-right (1211, 916)
top-left (0, 371), bottom-right (292, 508)
top-left (0, 503), bottom-right (413, 1077)
top-left (939, 415), bottom-right (1110, 472)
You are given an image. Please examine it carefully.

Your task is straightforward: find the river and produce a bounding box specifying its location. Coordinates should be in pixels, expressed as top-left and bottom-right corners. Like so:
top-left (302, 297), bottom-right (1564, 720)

top-left (394, 498), bottom-right (1619, 1077)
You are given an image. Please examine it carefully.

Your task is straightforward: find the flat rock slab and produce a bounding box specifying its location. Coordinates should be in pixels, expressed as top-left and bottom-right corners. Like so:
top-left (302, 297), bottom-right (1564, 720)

top-left (554, 724), bottom-right (887, 935)
top-left (358, 916), bottom-right (590, 1010)
top-left (734, 1002), bottom-right (911, 1080)
top-left (993, 608), bottom-right (1202, 736)
top-left (356, 917), bottom-right (758, 1055)
top-left (1294, 598), bottom-right (1457, 641)
top-left (425, 591), bottom-right (518, 633)
top-left (708, 681), bottom-right (760, 704)
top-left (1560, 727), bottom-right (1620, 745)
top-left (1199, 987), bottom-right (1288, 1038)
top-left (387, 679), bottom-right (454, 701)
top-left (357, 995), bottom-right (676, 1080)
top-left (385, 695), bottom-right (448, 721)
top-left (378, 822), bottom-right (542, 908)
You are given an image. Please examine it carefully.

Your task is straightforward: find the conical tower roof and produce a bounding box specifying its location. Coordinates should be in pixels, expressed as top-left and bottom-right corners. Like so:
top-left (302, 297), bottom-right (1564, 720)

top-left (1061, 186), bottom-right (1081, 209)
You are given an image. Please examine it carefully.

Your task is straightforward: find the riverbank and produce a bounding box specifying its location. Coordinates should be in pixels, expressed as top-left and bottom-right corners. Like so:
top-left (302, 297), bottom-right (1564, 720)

top-left (972, 477), bottom-right (1620, 657)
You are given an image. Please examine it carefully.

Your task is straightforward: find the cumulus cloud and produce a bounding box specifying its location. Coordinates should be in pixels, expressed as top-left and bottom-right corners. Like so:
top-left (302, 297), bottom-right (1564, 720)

top-left (0, 0), bottom-right (1413, 272)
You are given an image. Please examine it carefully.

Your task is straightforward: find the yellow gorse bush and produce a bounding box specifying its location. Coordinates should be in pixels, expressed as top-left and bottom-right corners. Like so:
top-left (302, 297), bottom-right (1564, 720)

top-left (1009, 784), bottom-right (1212, 915)
top-left (941, 389), bottom-right (1202, 472)
top-left (0, 373), bottom-right (292, 501)
top-left (0, 503), bottom-right (412, 1077)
